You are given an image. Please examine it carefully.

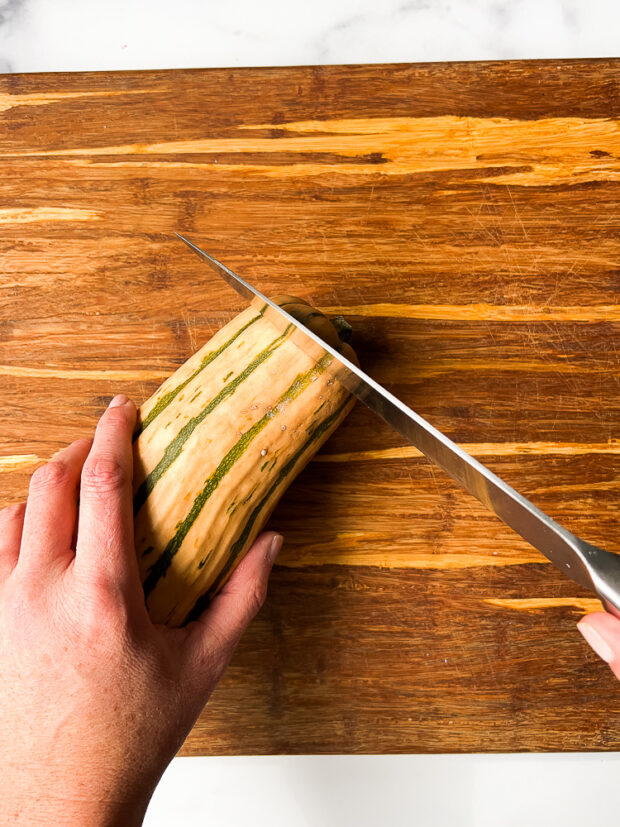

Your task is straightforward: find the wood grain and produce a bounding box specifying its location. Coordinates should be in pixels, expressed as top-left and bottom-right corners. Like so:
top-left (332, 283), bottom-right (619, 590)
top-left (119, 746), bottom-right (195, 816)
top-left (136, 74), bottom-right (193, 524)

top-left (0, 59), bottom-right (618, 754)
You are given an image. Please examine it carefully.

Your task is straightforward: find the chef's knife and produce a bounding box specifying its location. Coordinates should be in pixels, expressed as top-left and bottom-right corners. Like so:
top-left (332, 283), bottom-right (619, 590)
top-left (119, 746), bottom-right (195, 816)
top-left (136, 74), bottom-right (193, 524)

top-left (176, 233), bottom-right (620, 615)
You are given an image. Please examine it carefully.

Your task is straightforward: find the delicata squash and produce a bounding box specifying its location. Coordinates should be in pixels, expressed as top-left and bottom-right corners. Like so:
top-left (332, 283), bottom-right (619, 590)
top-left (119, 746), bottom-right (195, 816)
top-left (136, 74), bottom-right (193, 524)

top-left (133, 295), bottom-right (357, 626)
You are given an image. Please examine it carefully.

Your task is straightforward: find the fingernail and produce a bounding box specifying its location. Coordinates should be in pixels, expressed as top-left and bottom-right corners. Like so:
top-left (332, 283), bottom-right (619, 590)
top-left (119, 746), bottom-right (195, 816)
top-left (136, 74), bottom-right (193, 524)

top-left (577, 620), bottom-right (615, 664)
top-left (109, 394), bottom-right (128, 408)
top-left (267, 533), bottom-right (283, 564)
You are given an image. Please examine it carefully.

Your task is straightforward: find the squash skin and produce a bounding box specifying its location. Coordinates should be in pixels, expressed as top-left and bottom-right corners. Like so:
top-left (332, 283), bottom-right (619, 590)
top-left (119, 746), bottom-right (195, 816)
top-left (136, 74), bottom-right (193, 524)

top-left (133, 297), bottom-right (357, 626)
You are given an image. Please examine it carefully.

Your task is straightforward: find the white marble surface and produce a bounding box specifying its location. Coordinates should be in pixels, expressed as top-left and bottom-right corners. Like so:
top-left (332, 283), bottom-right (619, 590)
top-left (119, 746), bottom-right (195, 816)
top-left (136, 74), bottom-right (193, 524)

top-left (0, 0), bottom-right (618, 74)
top-left (145, 753), bottom-right (620, 827)
top-left (2, 2), bottom-right (619, 825)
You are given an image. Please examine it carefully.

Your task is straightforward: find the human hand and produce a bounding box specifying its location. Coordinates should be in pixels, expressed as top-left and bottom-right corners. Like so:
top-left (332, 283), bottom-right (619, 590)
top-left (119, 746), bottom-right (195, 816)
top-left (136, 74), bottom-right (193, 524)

top-left (578, 611), bottom-right (620, 681)
top-left (0, 395), bottom-right (282, 826)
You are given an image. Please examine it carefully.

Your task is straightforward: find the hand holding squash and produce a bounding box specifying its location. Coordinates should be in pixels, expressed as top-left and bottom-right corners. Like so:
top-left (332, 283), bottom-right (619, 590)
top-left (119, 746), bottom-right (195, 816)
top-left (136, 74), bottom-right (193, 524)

top-left (0, 396), bottom-right (281, 826)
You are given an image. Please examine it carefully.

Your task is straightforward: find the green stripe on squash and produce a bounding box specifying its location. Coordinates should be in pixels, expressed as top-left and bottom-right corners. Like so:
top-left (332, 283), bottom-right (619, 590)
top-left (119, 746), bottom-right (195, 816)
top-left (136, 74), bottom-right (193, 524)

top-left (184, 395), bottom-right (352, 623)
top-left (133, 305), bottom-right (267, 438)
top-left (133, 323), bottom-right (293, 515)
top-left (142, 352), bottom-right (333, 599)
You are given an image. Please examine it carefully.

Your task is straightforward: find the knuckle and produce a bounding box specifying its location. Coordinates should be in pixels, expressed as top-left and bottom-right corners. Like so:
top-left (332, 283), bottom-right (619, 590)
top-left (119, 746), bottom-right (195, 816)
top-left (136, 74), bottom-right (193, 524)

top-left (102, 405), bottom-right (130, 428)
top-left (94, 580), bottom-right (126, 618)
top-left (246, 578), bottom-right (268, 616)
top-left (204, 622), bottom-right (228, 658)
top-left (30, 460), bottom-right (71, 493)
top-left (82, 456), bottom-right (128, 494)
top-left (0, 502), bottom-right (25, 522)
top-left (78, 576), bottom-right (130, 639)
top-left (193, 632), bottom-right (228, 682)
top-left (6, 574), bottom-right (43, 620)
top-left (4, 591), bottom-right (29, 628)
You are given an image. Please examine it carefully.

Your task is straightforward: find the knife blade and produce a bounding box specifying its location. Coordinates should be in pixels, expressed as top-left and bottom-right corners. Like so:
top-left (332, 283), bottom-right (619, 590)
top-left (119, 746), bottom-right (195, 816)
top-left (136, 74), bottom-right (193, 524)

top-left (175, 232), bottom-right (620, 614)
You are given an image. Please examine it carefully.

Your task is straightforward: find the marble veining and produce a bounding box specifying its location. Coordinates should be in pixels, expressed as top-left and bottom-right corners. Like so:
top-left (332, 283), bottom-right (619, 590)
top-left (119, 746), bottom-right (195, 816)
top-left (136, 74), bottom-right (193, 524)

top-left (0, 0), bottom-right (25, 71)
top-left (0, 0), bottom-right (618, 74)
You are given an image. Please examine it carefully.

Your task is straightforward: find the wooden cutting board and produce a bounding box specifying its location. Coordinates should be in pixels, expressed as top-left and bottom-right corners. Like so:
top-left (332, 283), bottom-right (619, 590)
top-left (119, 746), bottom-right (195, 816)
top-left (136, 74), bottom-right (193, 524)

top-left (1, 59), bottom-right (619, 754)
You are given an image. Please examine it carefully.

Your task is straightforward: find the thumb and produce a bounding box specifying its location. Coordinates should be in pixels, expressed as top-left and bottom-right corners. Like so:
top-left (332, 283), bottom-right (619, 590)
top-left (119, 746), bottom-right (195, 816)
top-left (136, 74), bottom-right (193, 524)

top-left (577, 612), bottom-right (620, 679)
top-left (183, 531), bottom-right (283, 689)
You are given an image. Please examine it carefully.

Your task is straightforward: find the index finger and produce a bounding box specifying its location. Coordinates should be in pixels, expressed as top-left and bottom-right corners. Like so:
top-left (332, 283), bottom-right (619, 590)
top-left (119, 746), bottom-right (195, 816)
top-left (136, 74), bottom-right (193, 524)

top-left (75, 395), bottom-right (138, 589)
